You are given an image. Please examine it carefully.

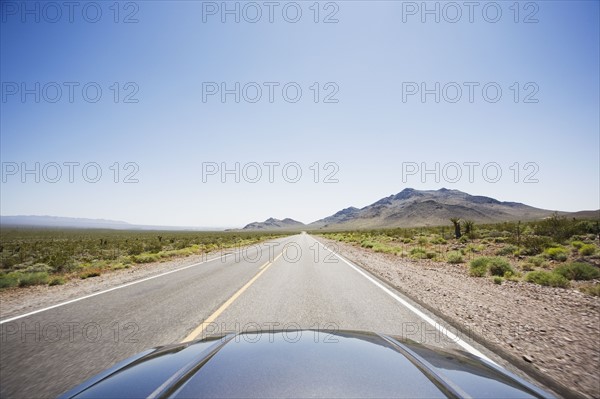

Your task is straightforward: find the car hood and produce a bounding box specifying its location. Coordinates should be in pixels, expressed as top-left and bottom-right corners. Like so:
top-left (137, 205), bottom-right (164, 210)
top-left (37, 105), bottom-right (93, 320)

top-left (60, 330), bottom-right (554, 399)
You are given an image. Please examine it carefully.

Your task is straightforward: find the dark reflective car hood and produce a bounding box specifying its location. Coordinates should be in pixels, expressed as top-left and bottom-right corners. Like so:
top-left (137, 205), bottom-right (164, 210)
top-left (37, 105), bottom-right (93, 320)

top-left (60, 330), bottom-right (554, 399)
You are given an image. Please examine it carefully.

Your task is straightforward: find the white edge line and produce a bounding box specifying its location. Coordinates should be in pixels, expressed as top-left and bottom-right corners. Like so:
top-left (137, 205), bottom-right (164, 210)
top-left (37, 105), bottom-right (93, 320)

top-left (0, 256), bottom-right (224, 324)
top-left (1, 238), bottom-right (294, 324)
top-left (311, 236), bottom-right (498, 366)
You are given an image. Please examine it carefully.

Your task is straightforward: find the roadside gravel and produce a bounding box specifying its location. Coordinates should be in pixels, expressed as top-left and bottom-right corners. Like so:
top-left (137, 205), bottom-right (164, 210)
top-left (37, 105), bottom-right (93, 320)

top-left (318, 237), bottom-right (600, 399)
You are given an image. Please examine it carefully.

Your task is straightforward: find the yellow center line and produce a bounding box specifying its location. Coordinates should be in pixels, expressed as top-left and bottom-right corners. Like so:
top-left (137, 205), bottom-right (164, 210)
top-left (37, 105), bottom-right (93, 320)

top-left (181, 252), bottom-right (284, 343)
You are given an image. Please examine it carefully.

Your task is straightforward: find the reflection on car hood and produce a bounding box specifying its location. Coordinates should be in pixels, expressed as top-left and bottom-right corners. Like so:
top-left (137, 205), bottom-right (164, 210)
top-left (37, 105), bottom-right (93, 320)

top-left (60, 329), bottom-right (554, 399)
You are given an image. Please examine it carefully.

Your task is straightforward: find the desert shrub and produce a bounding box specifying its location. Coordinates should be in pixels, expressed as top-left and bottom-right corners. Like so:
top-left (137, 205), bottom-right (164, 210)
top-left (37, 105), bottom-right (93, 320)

top-left (503, 270), bottom-right (520, 281)
top-left (417, 236), bottom-right (428, 246)
top-left (570, 241), bottom-right (586, 249)
top-left (543, 247), bottom-right (568, 262)
top-left (410, 247), bottom-right (427, 259)
top-left (127, 241), bottom-right (144, 255)
top-left (496, 245), bottom-right (518, 256)
top-left (0, 273), bottom-right (19, 289)
top-left (431, 237), bottom-right (447, 245)
top-left (458, 236), bottom-right (469, 243)
top-left (469, 257), bottom-right (490, 277)
top-left (525, 271), bottom-right (569, 288)
top-left (24, 263), bottom-right (53, 273)
top-left (48, 276), bottom-right (66, 286)
top-left (18, 272), bottom-right (49, 287)
top-left (520, 235), bottom-right (552, 256)
top-left (493, 276), bottom-right (503, 284)
top-left (553, 262), bottom-right (600, 281)
top-left (447, 251), bottom-right (464, 264)
top-left (360, 240), bottom-right (375, 249)
top-left (579, 284), bottom-right (600, 297)
top-left (110, 263), bottom-right (127, 270)
top-left (526, 256), bottom-right (546, 267)
top-left (488, 257), bottom-right (514, 276)
top-left (425, 251), bottom-right (436, 259)
top-left (579, 244), bottom-right (597, 256)
top-left (80, 269), bottom-right (101, 279)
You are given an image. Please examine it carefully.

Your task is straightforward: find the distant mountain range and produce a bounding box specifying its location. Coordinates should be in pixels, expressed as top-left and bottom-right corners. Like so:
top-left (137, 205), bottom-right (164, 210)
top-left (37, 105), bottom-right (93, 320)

top-left (3, 189), bottom-right (597, 231)
top-left (242, 218), bottom-right (305, 230)
top-left (242, 188), bottom-right (599, 231)
top-left (0, 215), bottom-right (223, 231)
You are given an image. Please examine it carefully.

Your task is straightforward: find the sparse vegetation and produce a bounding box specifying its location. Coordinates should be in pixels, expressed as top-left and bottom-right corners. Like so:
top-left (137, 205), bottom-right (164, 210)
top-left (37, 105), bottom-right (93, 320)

top-left (446, 251), bottom-right (463, 264)
top-left (0, 229), bottom-right (288, 289)
top-left (320, 216), bottom-right (599, 295)
top-left (488, 257), bottom-right (514, 277)
top-left (525, 271), bottom-right (570, 288)
top-left (543, 247), bottom-right (569, 262)
top-left (553, 262), bottom-right (600, 281)
top-left (469, 257), bottom-right (490, 277)
top-left (579, 244), bottom-right (597, 256)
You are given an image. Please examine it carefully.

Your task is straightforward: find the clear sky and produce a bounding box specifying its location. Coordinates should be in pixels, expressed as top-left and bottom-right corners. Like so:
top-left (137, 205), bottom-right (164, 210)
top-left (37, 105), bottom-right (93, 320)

top-left (1, 1), bottom-right (598, 227)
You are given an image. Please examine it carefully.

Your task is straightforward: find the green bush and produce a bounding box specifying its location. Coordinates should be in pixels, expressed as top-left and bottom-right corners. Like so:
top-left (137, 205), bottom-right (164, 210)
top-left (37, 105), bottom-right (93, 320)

top-left (48, 276), bottom-right (66, 286)
top-left (0, 273), bottom-right (19, 289)
top-left (18, 272), bottom-right (49, 287)
top-left (495, 245), bottom-right (517, 256)
top-left (447, 251), bottom-right (464, 264)
top-left (410, 247), bottom-right (427, 259)
top-left (360, 240), bottom-right (375, 249)
top-left (525, 271), bottom-right (569, 288)
top-left (488, 257), bottom-right (514, 277)
top-left (493, 276), bottom-right (503, 285)
top-left (520, 235), bottom-right (552, 256)
top-left (24, 263), bottom-right (53, 273)
top-left (554, 262), bottom-right (600, 281)
top-left (579, 244), bottom-right (597, 256)
top-left (543, 247), bottom-right (568, 261)
top-left (469, 257), bottom-right (490, 277)
top-left (571, 240), bottom-right (585, 249)
top-left (579, 284), bottom-right (600, 297)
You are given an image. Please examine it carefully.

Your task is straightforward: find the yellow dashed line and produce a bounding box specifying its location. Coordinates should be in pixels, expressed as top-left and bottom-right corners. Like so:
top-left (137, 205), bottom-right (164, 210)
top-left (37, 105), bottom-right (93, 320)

top-left (181, 252), bottom-right (283, 343)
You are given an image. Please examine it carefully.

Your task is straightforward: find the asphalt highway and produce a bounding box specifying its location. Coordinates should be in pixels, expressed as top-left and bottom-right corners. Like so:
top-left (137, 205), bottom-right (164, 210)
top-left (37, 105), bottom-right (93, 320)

top-left (1, 233), bottom-right (496, 398)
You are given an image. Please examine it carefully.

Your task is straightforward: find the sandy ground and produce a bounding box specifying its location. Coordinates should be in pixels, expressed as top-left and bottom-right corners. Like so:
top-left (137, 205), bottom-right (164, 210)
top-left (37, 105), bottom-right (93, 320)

top-left (317, 237), bottom-right (600, 399)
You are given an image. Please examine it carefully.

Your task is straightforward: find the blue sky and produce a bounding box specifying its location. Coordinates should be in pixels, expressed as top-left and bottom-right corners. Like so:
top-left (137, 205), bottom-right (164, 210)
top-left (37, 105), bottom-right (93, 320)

top-left (1, 1), bottom-right (598, 227)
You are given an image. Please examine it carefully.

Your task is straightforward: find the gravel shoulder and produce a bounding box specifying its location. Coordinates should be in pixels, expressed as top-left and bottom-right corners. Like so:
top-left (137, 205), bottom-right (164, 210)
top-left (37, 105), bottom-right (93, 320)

top-left (318, 237), bottom-right (600, 399)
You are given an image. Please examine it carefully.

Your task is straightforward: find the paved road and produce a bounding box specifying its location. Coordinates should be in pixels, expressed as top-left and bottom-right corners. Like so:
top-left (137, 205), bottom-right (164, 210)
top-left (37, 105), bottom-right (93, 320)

top-left (1, 233), bottom-right (494, 398)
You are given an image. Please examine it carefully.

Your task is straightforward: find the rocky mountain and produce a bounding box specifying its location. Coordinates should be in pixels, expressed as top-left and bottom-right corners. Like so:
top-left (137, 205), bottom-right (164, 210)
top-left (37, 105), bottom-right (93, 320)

top-left (307, 188), bottom-right (555, 230)
top-left (242, 217), bottom-right (305, 231)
